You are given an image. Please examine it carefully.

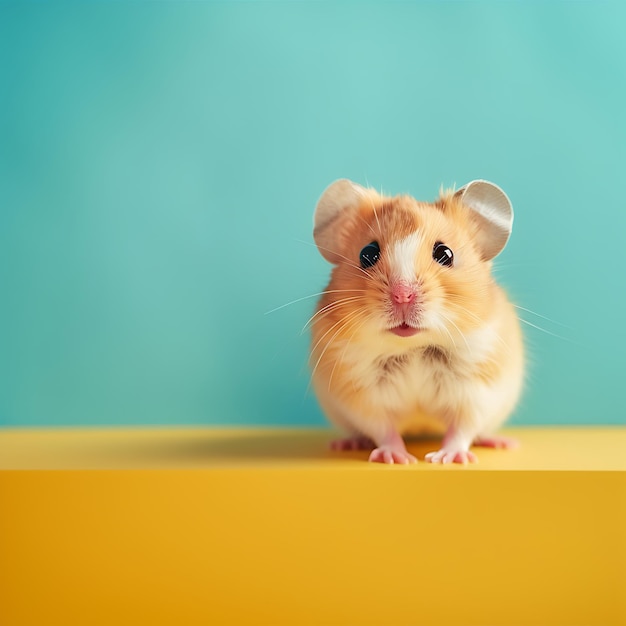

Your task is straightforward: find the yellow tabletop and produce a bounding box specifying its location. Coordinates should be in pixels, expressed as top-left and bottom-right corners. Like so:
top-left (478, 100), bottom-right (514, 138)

top-left (1, 426), bottom-right (625, 626)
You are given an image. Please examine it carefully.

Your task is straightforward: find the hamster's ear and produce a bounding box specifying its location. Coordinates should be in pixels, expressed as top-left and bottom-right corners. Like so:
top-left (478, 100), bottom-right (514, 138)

top-left (455, 180), bottom-right (513, 260)
top-left (313, 179), bottom-right (369, 264)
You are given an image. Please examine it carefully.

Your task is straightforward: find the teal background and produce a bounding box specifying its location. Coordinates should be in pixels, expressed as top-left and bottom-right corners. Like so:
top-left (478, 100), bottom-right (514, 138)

top-left (1, 1), bottom-right (625, 428)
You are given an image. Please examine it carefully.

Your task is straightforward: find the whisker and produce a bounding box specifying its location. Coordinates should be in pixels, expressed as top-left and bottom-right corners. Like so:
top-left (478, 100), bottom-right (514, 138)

top-left (355, 212), bottom-right (377, 239)
top-left (368, 194), bottom-right (382, 235)
top-left (301, 296), bottom-right (366, 333)
top-left (293, 238), bottom-right (370, 278)
top-left (265, 289), bottom-right (364, 315)
top-left (309, 307), bottom-right (364, 366)
top-left (513, 305), bottom-right (571, 330)
top-left (446, 300), bottom-right (509, 351)
top-left (517, 317), bottom-right (576, 344)
top-left (430, 316), bottom-right (457, 351)
top-left (445, 298), bottom-right (483, 322)
top-left (327, 313), bottom-right (372, 392)
top-left (439, 311), bottom-right (469, 352)
top-left (308, 308), bottom-right (365, 395)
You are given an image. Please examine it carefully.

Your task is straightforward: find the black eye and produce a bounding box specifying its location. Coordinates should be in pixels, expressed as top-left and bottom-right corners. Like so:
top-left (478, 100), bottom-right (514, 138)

top-left (433, 242), bottom-right (454, 267)
top-left (360, 241), bottom-right (381, 268)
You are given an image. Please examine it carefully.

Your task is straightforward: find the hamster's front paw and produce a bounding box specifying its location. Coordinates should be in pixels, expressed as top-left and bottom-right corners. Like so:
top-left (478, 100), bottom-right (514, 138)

top-left (425, 448), bottom-right (478, 464)
top-left (369, 446), bottom-right (418, 465)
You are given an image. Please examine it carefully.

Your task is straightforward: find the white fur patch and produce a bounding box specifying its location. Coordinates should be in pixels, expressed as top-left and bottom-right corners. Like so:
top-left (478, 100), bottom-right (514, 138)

top-left (463, 324), bottom-right (501, 362)
top-left (390, 232), bottom-right (422, 283)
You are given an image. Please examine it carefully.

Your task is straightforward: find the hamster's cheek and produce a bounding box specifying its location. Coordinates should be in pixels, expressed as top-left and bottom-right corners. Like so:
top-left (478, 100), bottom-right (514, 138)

top-left (419, 305), bottom-right (453, 339)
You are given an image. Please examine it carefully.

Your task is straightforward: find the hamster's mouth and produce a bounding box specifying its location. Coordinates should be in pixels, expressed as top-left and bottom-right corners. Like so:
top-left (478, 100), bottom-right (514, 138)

top-left (389, 323), bottom-right (421, 338)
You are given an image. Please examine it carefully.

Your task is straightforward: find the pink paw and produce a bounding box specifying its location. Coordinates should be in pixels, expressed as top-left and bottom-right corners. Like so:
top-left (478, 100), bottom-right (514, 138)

top-left (330, 436), bottom-right (374, 451)
top-left (473, 435), bottom-right (519, 449)
top-left (425, 449), bottom-right (478, 464)
top-left (369, 446), bottom-right (417, 465)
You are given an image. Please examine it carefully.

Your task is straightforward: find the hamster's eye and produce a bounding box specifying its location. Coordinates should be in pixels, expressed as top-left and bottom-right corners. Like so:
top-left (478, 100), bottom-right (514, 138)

top-left (433, 242), bottom-right (454, 267)
top-left (360, 241), bottom-right (381, 269)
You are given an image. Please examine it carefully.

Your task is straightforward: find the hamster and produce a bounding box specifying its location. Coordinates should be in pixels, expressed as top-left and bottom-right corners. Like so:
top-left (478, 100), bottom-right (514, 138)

top-left (310, 179), bottom-right (524, 464)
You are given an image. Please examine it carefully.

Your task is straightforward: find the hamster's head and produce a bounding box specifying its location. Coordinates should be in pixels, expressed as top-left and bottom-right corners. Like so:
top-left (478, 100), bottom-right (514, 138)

top-left (312, 179), bottom-right (513, 348)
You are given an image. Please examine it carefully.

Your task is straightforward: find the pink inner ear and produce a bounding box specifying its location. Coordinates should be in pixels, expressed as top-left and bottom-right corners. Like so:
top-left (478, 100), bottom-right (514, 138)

top-left (455, 181), bottom-right (513, 261)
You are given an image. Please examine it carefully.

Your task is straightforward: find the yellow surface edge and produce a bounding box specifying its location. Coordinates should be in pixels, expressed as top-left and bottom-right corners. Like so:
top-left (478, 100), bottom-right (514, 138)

top-left (1, 426), bottom-right (626, 470)
top-left (1, 427), bottom-right (625, 626)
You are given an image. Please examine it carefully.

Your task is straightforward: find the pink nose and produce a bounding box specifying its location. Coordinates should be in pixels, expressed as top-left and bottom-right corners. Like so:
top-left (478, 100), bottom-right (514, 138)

top-left (392, 283), bottom-right (416, 304)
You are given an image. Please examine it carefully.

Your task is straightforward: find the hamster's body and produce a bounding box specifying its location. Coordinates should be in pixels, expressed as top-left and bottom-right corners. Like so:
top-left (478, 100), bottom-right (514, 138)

top-left (310, 180), bottom-right (524, 464)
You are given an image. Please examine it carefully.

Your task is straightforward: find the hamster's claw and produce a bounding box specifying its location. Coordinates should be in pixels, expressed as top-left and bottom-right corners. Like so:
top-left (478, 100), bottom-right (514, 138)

top-left (330, 436), bottom-right (374, 451)
top-left (425, 448), bottom-right (478, 464)
top-left (369, 446), bottom-right (418, 465)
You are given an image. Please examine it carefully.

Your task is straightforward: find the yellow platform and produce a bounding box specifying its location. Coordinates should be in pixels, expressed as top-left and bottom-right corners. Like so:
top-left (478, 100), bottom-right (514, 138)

top-left (1, 427), bottom-right (625, 626)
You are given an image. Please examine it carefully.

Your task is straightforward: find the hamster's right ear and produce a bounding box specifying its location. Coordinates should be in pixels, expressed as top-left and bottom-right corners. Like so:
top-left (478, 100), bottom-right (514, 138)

top-left (454, 180), bottom-right (514, 260)
top-left (313, 179), bottom-right (370, 264)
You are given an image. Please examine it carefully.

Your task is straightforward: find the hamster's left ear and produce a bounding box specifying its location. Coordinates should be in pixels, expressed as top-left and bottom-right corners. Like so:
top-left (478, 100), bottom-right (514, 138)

top-left (313, 179), bottom-right (371, 264)
top-left (454, 180), bottom-right (513, 260)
